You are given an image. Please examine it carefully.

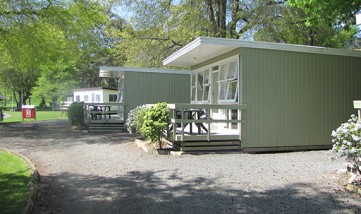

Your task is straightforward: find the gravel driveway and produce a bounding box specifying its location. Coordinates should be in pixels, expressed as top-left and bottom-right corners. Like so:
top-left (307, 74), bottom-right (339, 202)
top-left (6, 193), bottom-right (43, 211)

top-left (0, 120), bottom-right (360, 214)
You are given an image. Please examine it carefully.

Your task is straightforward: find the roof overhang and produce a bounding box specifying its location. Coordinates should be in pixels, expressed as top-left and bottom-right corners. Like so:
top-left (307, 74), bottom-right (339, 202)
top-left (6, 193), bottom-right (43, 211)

top-left (163, 37), bottom-right (361, 67)
top-left (99, 66), bottom-right (190, 78)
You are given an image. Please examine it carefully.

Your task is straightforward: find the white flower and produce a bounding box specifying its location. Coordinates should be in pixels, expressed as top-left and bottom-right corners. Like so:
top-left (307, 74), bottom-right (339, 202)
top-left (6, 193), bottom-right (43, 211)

top-left (349, 147), bottom-right (356, 154)
top-left (352, 135), bottom-right (360, 142)
top-left (331, 130), bottom-right (337, 137)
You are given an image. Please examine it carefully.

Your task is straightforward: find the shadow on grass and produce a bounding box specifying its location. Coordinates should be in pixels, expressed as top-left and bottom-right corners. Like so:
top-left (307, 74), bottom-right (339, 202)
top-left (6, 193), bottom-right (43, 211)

top-left (33, 170), bottom-right (361, 214)
top-left (0, 172), bottom-right (31, 214)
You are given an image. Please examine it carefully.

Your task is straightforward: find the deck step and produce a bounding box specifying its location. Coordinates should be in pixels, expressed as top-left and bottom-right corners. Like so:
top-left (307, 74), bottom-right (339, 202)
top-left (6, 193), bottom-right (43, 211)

top-left (172, 141), bottom-right (241, 153)
top-left (88, 123), bottom-right (124, 132)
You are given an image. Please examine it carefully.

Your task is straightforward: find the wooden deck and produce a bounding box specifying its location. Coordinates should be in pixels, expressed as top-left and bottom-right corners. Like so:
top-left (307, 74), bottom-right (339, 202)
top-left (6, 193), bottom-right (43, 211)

top-left (83, 102), bottom-right (125, 131)
top-left (166, 103), bottom-right (246, 152)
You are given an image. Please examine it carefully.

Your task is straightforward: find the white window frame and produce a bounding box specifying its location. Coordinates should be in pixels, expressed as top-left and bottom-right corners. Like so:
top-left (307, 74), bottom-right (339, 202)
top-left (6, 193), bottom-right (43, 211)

top-left (191, 55), bottom-right (239, 104)
top-left (191, 73), bottom-right (196, 102)
top-left (218, 59), bottom-right (239, 103)
top-left (95, 94), bottom-right (101, 102)
top-left (91, 93), bottom-right (95, 102)
top-left (191, 68), bottom-right (211, 103)
top-left (109, 94), bottom-right (117, 102)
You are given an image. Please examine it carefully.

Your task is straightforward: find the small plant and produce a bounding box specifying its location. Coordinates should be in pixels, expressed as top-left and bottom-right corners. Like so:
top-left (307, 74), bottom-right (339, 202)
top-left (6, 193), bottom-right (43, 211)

top-left (126, 105), bottom-right (147, 135)
top-left (67, 102), bottom-right (84, 128)
top-left (331, 114), bottom-right (361, 176)
top-left (140, 102), bottom-right (169, 149)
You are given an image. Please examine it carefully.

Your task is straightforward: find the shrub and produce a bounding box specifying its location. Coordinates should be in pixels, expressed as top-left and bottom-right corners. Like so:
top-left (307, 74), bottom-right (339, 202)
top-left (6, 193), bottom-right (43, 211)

top-left (331, 114), bottom-right (361, 175)
top-left (67, 102), bottom-right (84, 128)
top-left (126, 105), bottom-right (147, 135)
top-left (140, 102), bottom-right (169, 149)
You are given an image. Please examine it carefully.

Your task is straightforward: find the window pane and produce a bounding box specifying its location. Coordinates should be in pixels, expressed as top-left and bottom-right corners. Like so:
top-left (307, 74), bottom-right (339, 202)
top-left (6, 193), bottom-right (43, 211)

top-left (218, 82), bottom-right (227, 100)
top-left (197, 73), bottom-right (203, 86)
top-left (227, 61), bottom-right (238, 79)
top-left (203, 69), bottom-right (210, 84)
top-left (203, 85), bottom-right (210, 101)
top-left (191, 87), bottom-right (196, 101)
top-left (212, 65), bottom-right (219, 71)
top-left (197, 72), bottom-right (203, 101)
top-left (219, 64), bottom-right (228, 81)
top-left (227, 81), bottom-right (238, 100)
top-left (191, 73), bottom-right (196, 86)
top-left (197, 84), bottom-right (203, 101)
top-left (109, 94), bottom-right (117, 102)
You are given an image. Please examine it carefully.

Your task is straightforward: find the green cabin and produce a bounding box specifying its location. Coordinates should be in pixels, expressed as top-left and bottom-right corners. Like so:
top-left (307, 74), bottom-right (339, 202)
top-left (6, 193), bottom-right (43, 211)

top-left (163, 37), bottom-right (361, 152)
top-left (98, 66), bottom-right (190, 122)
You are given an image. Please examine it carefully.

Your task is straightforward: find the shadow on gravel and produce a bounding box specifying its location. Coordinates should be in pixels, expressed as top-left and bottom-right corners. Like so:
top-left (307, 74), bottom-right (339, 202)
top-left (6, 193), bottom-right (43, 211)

top-left (34, 170), bottom-right (361, 214)
top-left (0, 120), bottom-right (133, 152)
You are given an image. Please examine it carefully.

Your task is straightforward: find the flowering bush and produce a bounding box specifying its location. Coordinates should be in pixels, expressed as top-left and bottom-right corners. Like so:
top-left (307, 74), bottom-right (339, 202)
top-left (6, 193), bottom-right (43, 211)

top-left (125, 105), bottom-right (147, 135)
top-left (331, 114), bottom-right (361, 175)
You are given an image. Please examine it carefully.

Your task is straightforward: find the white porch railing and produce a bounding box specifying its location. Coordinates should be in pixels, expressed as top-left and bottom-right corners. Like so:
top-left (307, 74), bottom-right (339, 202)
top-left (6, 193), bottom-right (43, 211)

top-left (83, 102), bottom-right (125, 123)
top-left (167, 103), bottom-right (246, 142)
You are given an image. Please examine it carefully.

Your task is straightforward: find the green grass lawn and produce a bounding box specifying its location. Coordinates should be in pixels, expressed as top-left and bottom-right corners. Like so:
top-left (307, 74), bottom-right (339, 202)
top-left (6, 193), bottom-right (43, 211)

top-left (3, 110), bottom-right (67, 123)
top-left (0, 151), bottom-right (32, 214)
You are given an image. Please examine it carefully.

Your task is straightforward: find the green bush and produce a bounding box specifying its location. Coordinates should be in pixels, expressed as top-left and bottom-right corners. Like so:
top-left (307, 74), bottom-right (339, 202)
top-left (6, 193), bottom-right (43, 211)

top-left (140, 102), bottom-right (169, 149)
top-left (67, 102), bottom-right (84, 128)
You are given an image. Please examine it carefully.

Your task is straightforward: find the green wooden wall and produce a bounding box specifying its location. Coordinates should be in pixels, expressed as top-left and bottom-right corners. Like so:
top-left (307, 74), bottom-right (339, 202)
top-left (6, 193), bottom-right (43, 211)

top-left (241, 48), bottom-right (361, 150)
top-left (124, 71), bottom-right (190, 119)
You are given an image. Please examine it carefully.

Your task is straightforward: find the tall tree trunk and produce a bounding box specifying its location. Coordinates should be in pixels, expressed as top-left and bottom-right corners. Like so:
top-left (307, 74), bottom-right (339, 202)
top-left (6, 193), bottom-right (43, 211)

top-left (217, 0), bottom-right (227, 38)
top-left (206, 0), bottom-right (217, 36)
top-left (308, 29), bottom-right (314, 46)
top-left (229, 0), bottom-right (240, 38)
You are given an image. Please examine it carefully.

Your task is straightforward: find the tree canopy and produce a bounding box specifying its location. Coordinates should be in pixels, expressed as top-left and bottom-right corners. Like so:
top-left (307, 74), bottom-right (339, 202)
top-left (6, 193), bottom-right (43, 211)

top-left (112, 0), bottom-right (361, 67)
top-left (0, 0), bottom-right (360, 109)
top-left (0, 0), bottom-right (110, 109)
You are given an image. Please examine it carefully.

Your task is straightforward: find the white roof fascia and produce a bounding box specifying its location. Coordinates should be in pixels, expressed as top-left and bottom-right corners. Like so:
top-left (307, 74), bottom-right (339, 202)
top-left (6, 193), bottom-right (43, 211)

top-left (73, 87), bottom-right (117, 92)
top-left (162, 37), bottom-right (203, 66)
top-left (99, 66), bottom-right (190, 77)
top-left (163, 37), bottom-right (361, 67)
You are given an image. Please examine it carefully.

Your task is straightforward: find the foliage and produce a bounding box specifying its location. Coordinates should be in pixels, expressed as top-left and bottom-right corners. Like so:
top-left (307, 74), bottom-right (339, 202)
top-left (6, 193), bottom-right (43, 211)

top-left (125, 105), bottom-right (147, 135)
top-left (140, 102), bottom-right (170, 149)
top-left (0, 151), bottom-right (32, 213)
top-left (0, 0), bottom-right (109, 109)
top-left (287, 0), bottom-right (361, 28)
top-left (112, 0), bottom-right (361, 68)
top-left (67, 102), bottom-right (84, 128)
top-left (331, 114), bottom-right (361, 175)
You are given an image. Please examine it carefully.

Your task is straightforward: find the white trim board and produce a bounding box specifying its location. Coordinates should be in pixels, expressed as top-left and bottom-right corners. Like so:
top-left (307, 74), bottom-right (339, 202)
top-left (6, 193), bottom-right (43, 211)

top-left (99, 66), bottom-right (191, 78)
top-left (163, 37), bottom-right (361, 67)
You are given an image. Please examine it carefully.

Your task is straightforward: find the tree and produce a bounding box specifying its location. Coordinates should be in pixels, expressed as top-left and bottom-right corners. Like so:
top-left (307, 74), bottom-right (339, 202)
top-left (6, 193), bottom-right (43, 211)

top-left (269, 0), bottom-right (361, 47)
top-left (112, 0), bottom-right (212, 67)
top-left (254, 3), bottom-right (357, 48)
top-left (111, 0), bottom-right (305, 67)
top-left (0, 0), bottom-right (108, 109)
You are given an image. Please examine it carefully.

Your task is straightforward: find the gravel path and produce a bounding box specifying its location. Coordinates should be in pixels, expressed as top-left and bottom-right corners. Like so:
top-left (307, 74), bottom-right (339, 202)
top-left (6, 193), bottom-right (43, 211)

top-left (0, 120), bottom-right (360, 214)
